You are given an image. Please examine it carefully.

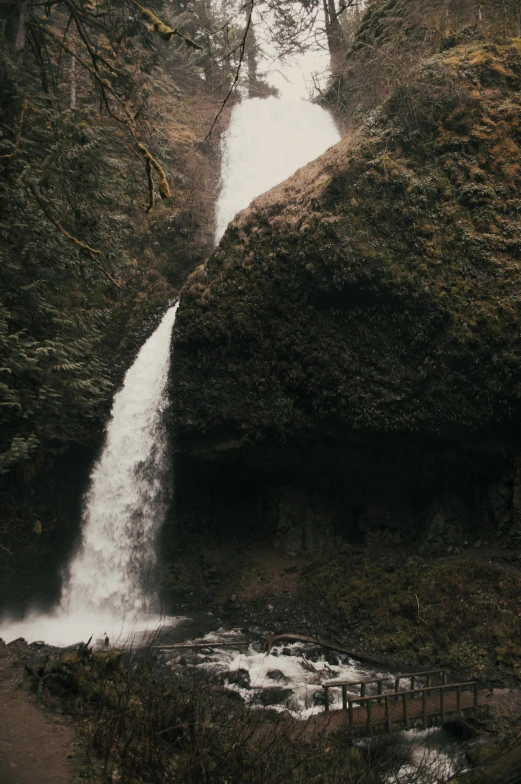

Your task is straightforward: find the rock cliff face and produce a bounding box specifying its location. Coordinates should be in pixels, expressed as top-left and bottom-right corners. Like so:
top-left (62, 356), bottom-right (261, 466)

top-left (326, 0), bottom-right (521, 124)
top-left (172, 37), bottom-right (521, 553)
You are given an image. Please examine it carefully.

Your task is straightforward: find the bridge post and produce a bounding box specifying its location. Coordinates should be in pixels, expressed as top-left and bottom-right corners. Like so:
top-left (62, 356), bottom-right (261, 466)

top-left (342, 685), bottom-right (347, 711)
top-left (385, 696), bottom-right (391, 733)
top-left (377, 680), bottom-right (383, 704)
top-left (410, 675), bottom-right (416, 693)
top-left (422, 689), bottom-right (428, 729)
top-left (443, 671), bottom-right (448, 686)
top-left (440, 686), bottom-right (445, 724)
top-left (456, 685), bottom-right (461, 713)
top-left (348, 698), bottom-right (354, 728)
top-left (361, 682), bottom-right (366, 698)
top-left (473, 682), bottom-right (479, 708)
top-left (403, 693), bottom-right (409, 729)
top-left (324, 686), bottom-right (329, 712)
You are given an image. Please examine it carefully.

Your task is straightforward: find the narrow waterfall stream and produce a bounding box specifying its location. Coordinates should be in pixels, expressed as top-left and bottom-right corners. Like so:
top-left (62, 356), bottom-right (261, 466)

top-left (216, 96), bottom-right (339, 243)
top-left (0, 305), bottom-right (181, 647)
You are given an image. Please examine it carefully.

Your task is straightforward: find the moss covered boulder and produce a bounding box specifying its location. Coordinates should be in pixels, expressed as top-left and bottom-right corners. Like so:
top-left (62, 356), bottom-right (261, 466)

top-left (171, 39), bottom-right (521, 550)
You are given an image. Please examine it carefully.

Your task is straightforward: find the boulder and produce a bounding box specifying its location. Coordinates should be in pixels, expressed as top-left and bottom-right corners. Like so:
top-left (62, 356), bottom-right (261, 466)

top-left (172, 38), bottom-right (521, 550)
top-left (253, 687), bottom-right (293, 707)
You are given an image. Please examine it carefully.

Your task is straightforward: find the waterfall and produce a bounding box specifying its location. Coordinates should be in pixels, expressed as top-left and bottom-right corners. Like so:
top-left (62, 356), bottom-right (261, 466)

top-left (215, 96), bottom-right (340, 243)
top-left (0, 24), bottom-right (340, 648)
top-left (61, 303), bottom-right (179, 617)
top-left (0, 305), bottom-right (179, 646)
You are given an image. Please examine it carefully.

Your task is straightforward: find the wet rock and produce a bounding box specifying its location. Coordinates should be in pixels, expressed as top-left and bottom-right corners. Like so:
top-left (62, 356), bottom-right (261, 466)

top-left (7, 638), bottom-right (26, 647)
top-left (210, 685), bottom-right (244, 703)
top-left (312, 689), bottom-right (331, 707)
top-left (253, 687), bottom-right (293, 707)
top-left (281, 647), bottom-right (292, 656)
top-left (304, 646), bottom-right (323, 662)
top-left (267, 670), bottom-right (287, 681)
top-left (228, 668), bottom-right (251, 689)
top-left (325, 650), bottom-right (341, 666)
top-left (466, 740), bottom-right (501, 766)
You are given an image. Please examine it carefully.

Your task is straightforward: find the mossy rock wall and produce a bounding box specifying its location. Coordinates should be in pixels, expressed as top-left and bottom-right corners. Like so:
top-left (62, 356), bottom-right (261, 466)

top-left (172, 40), bottom-right (521, 550)
top-left (327, 0), bottom-right (521, 123)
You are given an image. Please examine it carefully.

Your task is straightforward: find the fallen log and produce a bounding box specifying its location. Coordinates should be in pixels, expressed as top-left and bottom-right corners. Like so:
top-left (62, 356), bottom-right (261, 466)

top-left (155, 641), bottom-right (250, 650)
top-left (265, 634), bottom-right (387, 667)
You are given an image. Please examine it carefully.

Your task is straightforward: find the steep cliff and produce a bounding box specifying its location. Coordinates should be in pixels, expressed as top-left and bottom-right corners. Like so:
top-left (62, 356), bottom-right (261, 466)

top-left (172, 36), bottom-right (521, 552)
top-left (328, 0), bottom-right (521, 124)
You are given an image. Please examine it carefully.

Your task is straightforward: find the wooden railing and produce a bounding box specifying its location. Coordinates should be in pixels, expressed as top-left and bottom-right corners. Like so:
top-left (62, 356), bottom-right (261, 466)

top-left (322, 669), bottom-right (448, 711)
top-left (322, 671), bottom-right (479, 734)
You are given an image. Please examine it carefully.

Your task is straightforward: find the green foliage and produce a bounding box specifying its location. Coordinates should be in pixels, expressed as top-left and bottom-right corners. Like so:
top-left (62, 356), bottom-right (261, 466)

top-left (304, 556), bottom-right (521, 681)
top-left (0, 0), bottom-right (230, 554)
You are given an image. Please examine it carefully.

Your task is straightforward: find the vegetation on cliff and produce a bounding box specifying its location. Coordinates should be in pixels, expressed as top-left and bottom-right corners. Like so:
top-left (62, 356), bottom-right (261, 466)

top-left (0, 0), bottom-right (236, 558)
top-left (305, 554), bottom-right (521, 683)
top-left (328, 0), bottom-right (521, 123)
top-left (174, 34), bottom-right (521, 453)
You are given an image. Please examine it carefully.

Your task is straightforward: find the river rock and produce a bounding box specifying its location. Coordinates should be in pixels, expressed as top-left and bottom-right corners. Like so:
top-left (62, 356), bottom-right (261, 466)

top-left (266, 669), bottom-right (287, 681)
top-left (313, 689), bottom-right (333, 708)
top-left (253, 687), bottom-right (293, 707)
top-left (228, 668), bottom-right (251, 689)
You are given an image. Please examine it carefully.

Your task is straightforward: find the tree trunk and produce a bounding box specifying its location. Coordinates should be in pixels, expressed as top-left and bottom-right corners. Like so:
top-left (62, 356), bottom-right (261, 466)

top-left (245, 11), bottom-right (258, 98)
top-left (70, 46), bottom-right (76, 110)
top-left (323, 0), bottom-right (343, 55)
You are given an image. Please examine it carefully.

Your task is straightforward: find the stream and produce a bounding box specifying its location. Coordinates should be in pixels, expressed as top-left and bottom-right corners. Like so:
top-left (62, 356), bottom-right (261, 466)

top-left (0, 21), bottom-right (468, 783)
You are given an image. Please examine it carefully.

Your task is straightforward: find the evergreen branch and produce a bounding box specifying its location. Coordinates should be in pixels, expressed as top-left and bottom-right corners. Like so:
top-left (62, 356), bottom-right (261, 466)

top-left (30, 23), bottom-right (127, 122)
top-left (0, 100), bottom-right (27, 160)
top-left (26, 181), bottom-right (122, 287)
top-left (25, 179), bottom-right (102, 255)
top-left (63, 0), bottom-right (128, 78)
top-left (30, 22), bottom-right (171, 213)
top-left (87, 251), bottom-right (122, 288)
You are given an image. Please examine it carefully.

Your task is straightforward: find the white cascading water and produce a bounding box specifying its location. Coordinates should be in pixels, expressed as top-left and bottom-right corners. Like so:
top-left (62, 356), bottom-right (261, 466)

top-left (61, 303), bottom-right (179, 616)
top-left (215, 96), bottom-right (339, 243)
top-left (215, 49), bottom-right (340, 243)
top-left (0, 305), bottom-right (180, 646)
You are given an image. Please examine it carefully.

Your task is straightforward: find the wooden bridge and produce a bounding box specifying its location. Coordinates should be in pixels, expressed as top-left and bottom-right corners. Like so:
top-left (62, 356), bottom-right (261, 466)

top-left (319, 670), bottom-right (481, 737)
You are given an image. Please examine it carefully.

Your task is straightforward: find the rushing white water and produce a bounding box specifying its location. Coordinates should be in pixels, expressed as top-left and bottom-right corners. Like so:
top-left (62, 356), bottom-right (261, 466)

top-left (215, 23), bottom-right (340, 244)
top-left (215, 96), bottom-right (340, 243)
top-left (0, 305), bottom-right (180, 647)
top-left (62, 303), bottom-right (178, 616)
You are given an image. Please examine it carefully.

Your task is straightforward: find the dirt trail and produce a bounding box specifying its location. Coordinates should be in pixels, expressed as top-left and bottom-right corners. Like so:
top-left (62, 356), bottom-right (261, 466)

top-left (0, 643), bottom-right (78, 784)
